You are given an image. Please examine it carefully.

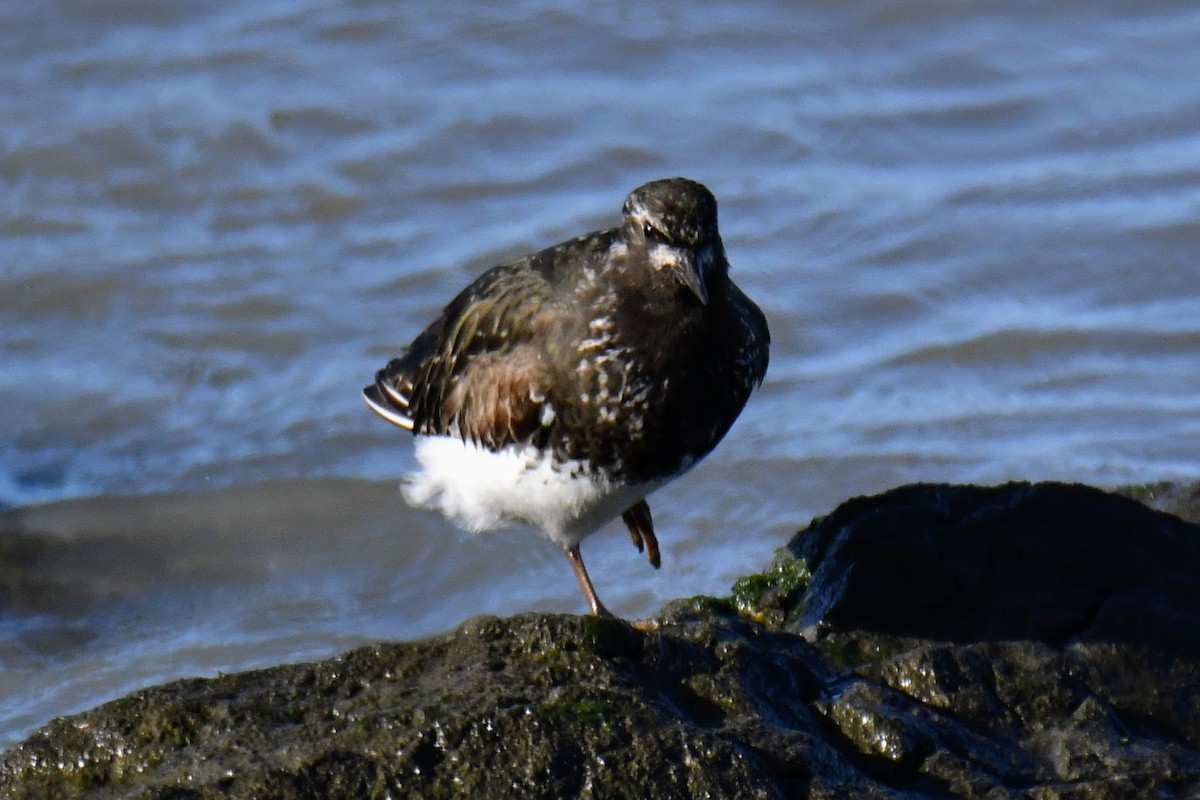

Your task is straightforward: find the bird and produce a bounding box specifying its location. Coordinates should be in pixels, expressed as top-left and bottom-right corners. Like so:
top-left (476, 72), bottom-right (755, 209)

top-left (362, 177), bottom-right (769, 617)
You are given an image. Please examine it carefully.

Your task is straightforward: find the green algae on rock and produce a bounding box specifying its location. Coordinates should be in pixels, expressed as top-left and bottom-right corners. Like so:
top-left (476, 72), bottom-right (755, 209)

top-left (730, 547), bottom-right (810, 626)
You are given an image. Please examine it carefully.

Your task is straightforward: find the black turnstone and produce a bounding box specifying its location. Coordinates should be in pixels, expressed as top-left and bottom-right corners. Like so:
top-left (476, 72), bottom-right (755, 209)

top-left (363, 177), bottom-right (769, 617)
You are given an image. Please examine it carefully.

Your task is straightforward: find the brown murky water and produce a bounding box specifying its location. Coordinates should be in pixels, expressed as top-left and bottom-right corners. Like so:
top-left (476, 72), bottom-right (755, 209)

top-left (3, 0), bottom-right (1200, 746)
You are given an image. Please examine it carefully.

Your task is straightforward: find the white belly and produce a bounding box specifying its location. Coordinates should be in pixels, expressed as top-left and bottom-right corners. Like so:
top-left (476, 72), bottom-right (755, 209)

top-left (403, 435), bottom-right (665, 551)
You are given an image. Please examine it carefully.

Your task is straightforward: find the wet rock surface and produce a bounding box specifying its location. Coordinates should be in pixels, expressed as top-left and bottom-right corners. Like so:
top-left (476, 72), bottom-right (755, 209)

top-left (787, 482), bottom-right (1200, 653)
top-left (4, 481), bottom-right (1200, 798)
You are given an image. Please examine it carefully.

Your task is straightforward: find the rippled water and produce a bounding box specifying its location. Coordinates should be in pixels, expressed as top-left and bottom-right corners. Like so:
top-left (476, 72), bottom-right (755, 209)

top-left (3, 0), bottom-right (1200, 747)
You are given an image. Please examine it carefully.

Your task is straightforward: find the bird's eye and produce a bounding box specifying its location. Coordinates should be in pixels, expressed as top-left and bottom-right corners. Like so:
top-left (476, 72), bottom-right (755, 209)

top-left (642, 221), bottom-right (666, 244)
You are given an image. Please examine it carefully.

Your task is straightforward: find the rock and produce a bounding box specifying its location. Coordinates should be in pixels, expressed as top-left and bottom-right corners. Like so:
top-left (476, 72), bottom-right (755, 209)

top-left (1117, 481), bottom-right (1200, 527)
top-left (0, 611), bottom-right (866, 799)
top-left (783, 482), bottom-right (1200, 654)
top-left (3, 481), bottom-right (1200, 798)
top-left (751, 481), bottom-right (1200, 797)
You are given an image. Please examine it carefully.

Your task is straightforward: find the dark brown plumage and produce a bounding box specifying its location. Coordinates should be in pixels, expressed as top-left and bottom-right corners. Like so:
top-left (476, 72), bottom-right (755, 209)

top-left (363, 177), bottom-right (769, 616)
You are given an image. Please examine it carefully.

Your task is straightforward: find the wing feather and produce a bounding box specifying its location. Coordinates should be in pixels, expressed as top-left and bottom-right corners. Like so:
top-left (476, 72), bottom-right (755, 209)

top-left (363, 260), bottom-right (559, 448)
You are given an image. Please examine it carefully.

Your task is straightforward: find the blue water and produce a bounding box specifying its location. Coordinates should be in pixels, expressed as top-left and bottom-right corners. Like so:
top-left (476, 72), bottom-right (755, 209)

top-left (3, 0), bottom-right (1200, 748)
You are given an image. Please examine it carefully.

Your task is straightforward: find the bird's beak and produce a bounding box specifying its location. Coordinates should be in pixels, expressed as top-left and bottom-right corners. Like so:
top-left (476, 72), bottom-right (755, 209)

top-left (677, 247), bottom-right (711, 306)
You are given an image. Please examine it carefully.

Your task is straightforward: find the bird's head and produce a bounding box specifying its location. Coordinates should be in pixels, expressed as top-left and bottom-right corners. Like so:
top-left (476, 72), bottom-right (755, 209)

top-left (622, 177), bottom-right (725, 306)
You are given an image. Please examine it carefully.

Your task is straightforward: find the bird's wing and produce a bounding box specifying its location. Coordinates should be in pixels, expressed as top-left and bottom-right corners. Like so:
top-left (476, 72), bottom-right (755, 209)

top-left (364, 260), bottom-right (561, 449)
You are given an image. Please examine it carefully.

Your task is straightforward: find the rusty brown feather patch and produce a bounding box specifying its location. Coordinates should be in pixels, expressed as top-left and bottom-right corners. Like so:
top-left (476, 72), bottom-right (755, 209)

top-left (440, 344), bottom-right (548, 449)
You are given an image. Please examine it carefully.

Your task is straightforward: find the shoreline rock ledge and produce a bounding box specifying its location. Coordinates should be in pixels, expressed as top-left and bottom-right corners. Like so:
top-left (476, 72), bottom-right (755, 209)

top-left (4, 481), bottom-right (1200, 799)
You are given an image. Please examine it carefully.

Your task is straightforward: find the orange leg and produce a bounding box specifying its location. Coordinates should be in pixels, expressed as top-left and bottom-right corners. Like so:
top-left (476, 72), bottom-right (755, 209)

top-left (566, 545), bottom-right (611, 616)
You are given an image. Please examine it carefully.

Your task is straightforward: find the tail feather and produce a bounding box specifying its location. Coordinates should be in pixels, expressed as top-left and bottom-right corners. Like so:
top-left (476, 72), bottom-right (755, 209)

top-left (362, 382), bottom-right (415, 431)
top-left (380, 376), bottom-right (410, 408)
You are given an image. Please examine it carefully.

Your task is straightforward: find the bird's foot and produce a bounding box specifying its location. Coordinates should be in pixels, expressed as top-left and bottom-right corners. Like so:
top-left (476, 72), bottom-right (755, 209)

top-left (621, 500), bottom-right (661, 569)
top-left (590, 601), bottom-right (614, 618)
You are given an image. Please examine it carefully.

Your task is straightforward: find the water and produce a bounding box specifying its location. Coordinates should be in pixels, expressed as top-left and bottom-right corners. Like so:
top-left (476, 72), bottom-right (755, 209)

top-left (3, 0), bottom-right (1200, 747)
